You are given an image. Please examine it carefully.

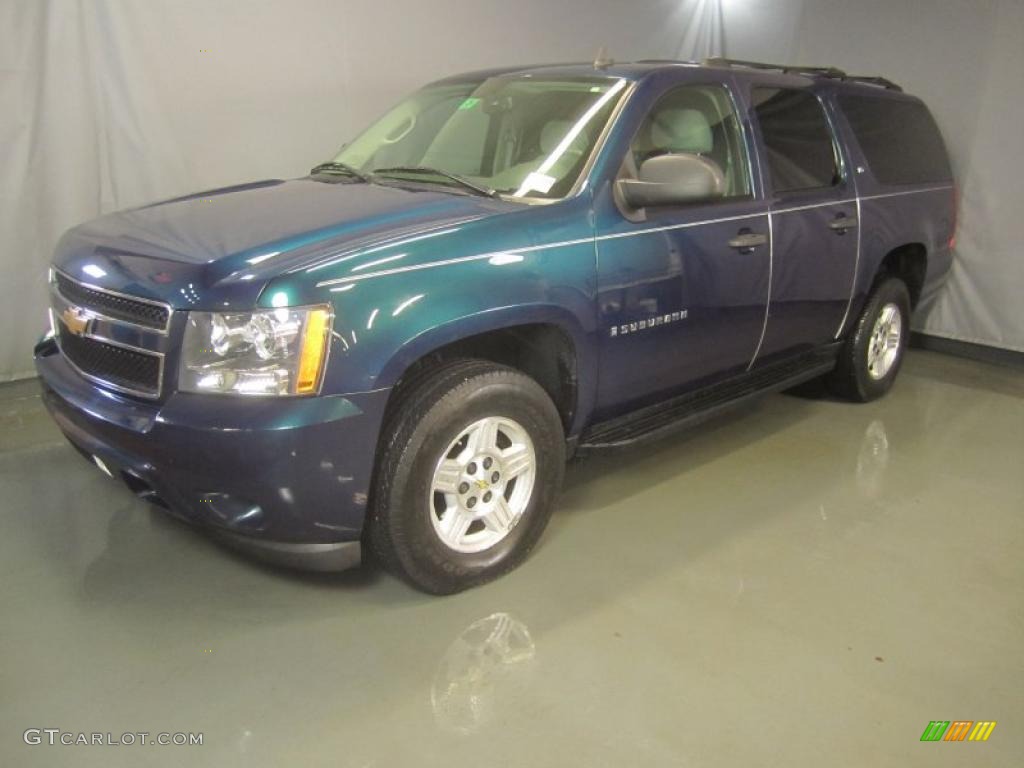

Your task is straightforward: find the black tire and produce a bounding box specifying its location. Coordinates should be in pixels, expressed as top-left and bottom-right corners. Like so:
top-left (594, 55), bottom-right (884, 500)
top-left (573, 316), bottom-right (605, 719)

top-left (366, 360), bottom-right (565, 594)
top-left (829, 276), bottom-right (911, 402)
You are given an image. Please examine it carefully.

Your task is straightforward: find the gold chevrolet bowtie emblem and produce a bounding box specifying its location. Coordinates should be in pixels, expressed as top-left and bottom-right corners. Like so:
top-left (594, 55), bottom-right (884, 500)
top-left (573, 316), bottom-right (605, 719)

top-left (475, 479), bottom-right (489, 490)
top-left (61, 306), bottom-right (91, 336)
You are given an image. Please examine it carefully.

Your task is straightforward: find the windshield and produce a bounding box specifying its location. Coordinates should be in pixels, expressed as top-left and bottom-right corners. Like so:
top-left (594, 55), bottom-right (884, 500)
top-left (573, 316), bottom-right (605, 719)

top-left (333, 75), bottom-right (628, 200)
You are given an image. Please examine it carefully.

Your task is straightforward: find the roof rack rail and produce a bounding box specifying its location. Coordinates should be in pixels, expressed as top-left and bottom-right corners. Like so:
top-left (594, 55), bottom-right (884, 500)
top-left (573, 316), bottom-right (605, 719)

top-left (841, 75), bottom-right (903, 92)
top-left (702, 57), bottom-right (847, 78)
top-left (701, 57), bottom-right (902, 91)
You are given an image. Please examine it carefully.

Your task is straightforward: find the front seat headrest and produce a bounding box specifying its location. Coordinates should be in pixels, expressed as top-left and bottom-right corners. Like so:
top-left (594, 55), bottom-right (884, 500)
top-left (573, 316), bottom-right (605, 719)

top-left (650, 108), bottom-right (713, 155)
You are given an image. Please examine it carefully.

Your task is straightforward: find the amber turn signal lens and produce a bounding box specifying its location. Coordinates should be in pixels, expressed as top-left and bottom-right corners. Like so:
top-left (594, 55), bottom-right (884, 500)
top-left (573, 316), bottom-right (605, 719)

top-left (296, 307), bottom-right (330, 394)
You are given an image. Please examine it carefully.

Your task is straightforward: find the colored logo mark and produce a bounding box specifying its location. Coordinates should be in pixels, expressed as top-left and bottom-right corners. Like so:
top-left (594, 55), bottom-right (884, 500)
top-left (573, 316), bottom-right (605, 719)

top-left (920, 720), bottom-right (996, 742)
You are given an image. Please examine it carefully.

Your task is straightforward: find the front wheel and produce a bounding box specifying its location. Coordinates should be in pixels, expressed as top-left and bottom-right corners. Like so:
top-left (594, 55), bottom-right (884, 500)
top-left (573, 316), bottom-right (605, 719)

top-left (367, 361), bottom-right (565, 594)
top-left (829, 276), bottom-right (911, 402)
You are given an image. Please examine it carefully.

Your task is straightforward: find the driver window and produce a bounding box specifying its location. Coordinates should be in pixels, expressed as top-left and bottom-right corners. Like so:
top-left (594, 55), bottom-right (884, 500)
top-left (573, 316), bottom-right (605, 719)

top-left (630, 84), bottom-right (751, 199)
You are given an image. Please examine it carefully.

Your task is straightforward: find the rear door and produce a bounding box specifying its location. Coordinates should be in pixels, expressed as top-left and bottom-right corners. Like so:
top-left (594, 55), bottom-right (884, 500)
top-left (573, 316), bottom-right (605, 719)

top-left (745, 84), bottom-right (859, 361)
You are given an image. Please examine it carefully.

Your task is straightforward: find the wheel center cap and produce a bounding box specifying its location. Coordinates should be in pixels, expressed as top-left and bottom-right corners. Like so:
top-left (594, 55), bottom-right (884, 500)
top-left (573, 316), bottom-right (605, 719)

top-left (474, 478), bottom-right (490, 491)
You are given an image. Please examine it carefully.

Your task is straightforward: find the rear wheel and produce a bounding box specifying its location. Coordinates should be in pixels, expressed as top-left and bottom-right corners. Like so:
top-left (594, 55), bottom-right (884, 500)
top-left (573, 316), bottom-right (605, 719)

top-left (829, 277), bottom-right (911, 402)
top-left (367, 360), bottom-right (565, 594)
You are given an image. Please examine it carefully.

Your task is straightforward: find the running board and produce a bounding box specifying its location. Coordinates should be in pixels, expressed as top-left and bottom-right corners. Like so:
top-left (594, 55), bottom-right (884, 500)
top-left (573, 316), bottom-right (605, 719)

top-left (579, 345), bottom-right (840, 450)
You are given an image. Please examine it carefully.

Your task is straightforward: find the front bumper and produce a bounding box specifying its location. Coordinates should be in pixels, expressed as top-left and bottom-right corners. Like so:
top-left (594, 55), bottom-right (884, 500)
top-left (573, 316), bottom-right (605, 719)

top-left (35, 341), bottom-right (390, 570)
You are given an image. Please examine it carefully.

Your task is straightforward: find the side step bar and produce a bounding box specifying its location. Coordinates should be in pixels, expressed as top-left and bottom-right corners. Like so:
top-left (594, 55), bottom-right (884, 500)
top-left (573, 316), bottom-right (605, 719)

top-left (579, 345), bottom-right (841, 450)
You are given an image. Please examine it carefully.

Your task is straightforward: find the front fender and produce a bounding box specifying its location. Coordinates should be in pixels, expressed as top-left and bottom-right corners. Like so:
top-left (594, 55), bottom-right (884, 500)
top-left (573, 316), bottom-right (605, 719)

top-left (378, 301), bottom-right (598, 438)
top-left (257, 194), bottom-right (600, 431)
top-left (378, 300), bottom-right (594, 382)
top-left (302, 243), bottom-right (598, 435)
top-left (345, 272), bottom-right (598, 429)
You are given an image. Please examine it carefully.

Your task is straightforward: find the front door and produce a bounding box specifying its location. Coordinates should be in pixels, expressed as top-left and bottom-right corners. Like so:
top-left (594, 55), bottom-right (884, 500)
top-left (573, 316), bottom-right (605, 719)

top-left (594, 80), bottom-right (770, 418)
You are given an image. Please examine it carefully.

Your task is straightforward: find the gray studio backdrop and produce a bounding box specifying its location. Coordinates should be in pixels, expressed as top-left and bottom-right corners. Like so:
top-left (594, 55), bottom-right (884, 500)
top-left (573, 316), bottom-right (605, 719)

top-left (1, 0), bottom-right (1021, 381)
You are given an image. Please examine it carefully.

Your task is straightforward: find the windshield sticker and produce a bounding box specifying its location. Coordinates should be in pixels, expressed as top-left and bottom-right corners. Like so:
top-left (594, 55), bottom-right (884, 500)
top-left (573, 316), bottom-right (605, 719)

top-left (458, 97), bottom-right (481, 111)
top-left (520, 172), bottom-right (557, 195)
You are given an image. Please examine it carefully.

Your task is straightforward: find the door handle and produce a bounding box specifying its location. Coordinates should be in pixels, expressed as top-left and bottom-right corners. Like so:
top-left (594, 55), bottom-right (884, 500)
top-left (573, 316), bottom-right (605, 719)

top-left (728, 233), bottom-right (768, 250)
top-left (828, 216), bottom-right (859, 232)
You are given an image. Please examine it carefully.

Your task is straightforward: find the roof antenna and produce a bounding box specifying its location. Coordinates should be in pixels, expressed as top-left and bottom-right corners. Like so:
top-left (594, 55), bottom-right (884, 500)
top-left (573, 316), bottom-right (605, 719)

top-left (593, 46), bottom-right (614, 70)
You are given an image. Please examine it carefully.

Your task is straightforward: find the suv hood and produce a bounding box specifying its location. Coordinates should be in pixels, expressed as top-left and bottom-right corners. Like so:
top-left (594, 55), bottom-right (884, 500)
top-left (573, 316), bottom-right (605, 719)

top-left (53, 177), bottom-right (514, 309)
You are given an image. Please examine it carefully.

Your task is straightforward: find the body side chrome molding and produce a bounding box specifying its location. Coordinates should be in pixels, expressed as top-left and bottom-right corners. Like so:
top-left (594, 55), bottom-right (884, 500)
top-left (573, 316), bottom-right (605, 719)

top-left (596, 211), bottom-right (768, 242)
top-left (317, 237), bottom-right (596, 288)
top-left (769, 183), bottom-right (952, 215)
top-left (772, 198), bottom-right (857, 215)
top-left (316, 185), bottom-right (954, 287)
top-left (858, 184), bottom-right (953, 202)
top-left (315, 213), bottom-right (769, 288)
top-left (316, 211), bottom-right (769, 288)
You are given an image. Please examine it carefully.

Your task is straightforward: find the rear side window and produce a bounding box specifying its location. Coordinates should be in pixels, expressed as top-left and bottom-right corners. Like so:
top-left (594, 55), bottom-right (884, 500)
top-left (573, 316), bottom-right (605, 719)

top-left (838, 94), bottom-right (952, 185)
top-left (753, 88), bottom-right (840, 193)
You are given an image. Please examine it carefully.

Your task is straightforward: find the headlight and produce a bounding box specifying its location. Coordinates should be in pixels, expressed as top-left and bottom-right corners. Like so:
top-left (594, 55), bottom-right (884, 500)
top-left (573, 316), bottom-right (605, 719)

top-left (179, 304), bottom-right (331, 396)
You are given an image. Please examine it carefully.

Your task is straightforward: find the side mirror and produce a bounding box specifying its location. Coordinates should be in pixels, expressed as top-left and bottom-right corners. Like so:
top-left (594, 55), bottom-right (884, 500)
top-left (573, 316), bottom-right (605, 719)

top-left (617, 153), bottom-right (725, 209)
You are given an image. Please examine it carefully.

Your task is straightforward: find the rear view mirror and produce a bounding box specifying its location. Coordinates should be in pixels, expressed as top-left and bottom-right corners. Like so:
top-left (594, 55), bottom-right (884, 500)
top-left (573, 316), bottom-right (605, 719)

top-left (617, 153), bottom-right (725, 208)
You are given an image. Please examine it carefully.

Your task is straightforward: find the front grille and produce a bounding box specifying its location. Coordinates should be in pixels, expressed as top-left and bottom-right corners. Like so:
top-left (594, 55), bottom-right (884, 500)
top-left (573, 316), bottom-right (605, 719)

top-left (56, 272), bottom-right (170, 331)
top-left (58, 324), bottom-right (162, 397)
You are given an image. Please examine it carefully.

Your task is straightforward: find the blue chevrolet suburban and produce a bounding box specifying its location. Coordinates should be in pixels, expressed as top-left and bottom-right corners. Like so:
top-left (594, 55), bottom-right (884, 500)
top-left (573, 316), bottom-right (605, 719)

top-left (35, 58), bottom-right (955, 593)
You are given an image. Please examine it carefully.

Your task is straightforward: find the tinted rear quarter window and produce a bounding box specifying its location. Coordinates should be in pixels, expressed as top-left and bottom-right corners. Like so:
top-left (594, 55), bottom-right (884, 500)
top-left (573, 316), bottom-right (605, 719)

top-left (753, 88), bottom-right (840, 194)
top-left (838, 94), bottom-right (952, 185)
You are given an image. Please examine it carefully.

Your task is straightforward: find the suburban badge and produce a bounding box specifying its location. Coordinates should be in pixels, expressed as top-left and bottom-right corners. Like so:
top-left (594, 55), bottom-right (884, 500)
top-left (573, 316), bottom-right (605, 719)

top-left (610, 310), bottom-right (688, 338)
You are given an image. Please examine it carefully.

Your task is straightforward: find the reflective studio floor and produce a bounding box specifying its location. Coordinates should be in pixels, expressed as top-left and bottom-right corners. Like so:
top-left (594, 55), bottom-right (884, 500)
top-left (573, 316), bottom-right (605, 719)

top-left (1, 350), bottom-right (1022, 767)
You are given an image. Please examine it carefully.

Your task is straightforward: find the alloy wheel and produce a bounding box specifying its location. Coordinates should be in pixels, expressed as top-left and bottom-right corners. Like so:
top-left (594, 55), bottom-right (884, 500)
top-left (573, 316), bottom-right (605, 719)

top-left (867, 302), bottom-right (903, 380)
top-left (428, 416), bottom-right (537, 553)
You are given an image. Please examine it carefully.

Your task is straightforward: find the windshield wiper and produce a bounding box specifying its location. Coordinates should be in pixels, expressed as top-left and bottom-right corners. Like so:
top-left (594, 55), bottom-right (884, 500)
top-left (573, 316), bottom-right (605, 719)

top-left (371, 166), bottom-right (498, 198)
top-left (309, 161), bottom-right (372, 182)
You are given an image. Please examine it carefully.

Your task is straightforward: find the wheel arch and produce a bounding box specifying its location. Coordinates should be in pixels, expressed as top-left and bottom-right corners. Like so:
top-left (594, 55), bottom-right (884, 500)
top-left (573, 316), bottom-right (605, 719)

top-left (872, 242), bottom-right (928, 309)
top-left (376, 305), bottom-right (596, 438)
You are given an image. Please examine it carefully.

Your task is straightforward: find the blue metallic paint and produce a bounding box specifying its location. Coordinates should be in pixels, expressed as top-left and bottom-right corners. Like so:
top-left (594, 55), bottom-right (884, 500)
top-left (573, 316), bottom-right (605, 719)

top-left (35, 62), bottom-right (954, 558)
top-left (588, 70), bottom-right (771, 417)
top-left (37, 348), bottom-right (388, 542)
top-left (824, 82), bottom-right (955, 328)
